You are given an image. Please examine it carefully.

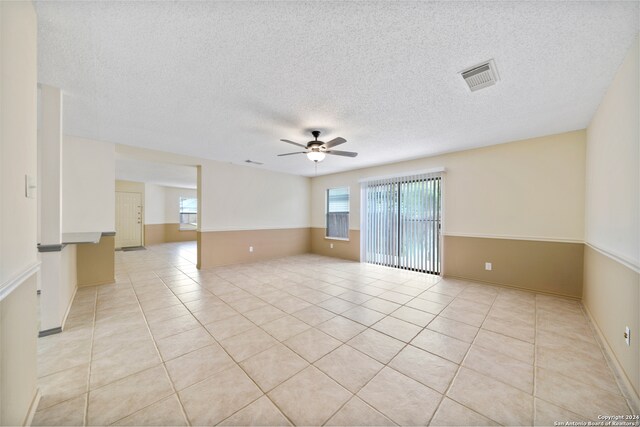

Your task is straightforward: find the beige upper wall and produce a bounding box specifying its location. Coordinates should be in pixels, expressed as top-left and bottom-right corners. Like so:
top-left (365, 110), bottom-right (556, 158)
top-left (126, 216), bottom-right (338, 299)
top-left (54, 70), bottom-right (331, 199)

top-left (144, 184), bottom-right (196, 225)
top-left (0, 0), bottom-right (38, 283)
top-left (164, 186), bottom-right (196, 224)
top-left (62, 136), bottom-right (115, 233)
top-left (311, 131), bottom-right (586, 242)
top-left (199, 160), bottom-right (310, 231)
top-left (116, 145), bottom-right (311, 232)
top-left (144, 183), bottom-right (165, 225)
top-left (586, 35), bottom-right (640, 269)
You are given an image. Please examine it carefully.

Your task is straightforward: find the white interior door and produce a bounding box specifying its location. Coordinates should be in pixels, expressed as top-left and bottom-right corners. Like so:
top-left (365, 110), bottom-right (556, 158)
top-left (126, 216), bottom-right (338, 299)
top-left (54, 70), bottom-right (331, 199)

top-left (115, 192), bottom-right (142, 248)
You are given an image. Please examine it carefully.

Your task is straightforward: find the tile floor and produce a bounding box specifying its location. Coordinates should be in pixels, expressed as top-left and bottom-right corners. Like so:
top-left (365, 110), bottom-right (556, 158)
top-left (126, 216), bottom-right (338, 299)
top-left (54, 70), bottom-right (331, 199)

top-left (33, 242), bottom-right (633, 426)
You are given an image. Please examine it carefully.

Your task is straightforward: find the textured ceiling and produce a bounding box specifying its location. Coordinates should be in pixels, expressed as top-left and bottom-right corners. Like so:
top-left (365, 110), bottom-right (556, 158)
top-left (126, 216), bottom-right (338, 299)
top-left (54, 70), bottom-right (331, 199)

top-left (36, 1), bottom-right (639, 177)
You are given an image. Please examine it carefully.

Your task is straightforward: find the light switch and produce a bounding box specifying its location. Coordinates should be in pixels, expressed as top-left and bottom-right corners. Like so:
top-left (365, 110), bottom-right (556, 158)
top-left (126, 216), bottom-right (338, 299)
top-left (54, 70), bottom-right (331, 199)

top-left (25, 174), bottom-right (36, 199)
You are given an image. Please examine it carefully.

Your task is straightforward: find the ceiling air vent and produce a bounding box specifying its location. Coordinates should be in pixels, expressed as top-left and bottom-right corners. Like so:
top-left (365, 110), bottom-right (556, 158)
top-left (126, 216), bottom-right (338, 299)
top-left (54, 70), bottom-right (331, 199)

top-left (460, 59), bottom-right (499, 92)
top-left (245, 159), bottom-right (264, 165)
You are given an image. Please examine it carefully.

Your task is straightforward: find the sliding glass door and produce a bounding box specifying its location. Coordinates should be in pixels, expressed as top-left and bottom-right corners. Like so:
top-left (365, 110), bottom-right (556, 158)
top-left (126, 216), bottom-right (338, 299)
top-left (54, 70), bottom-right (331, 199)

top-left (363, 172), bottom-right (441, 274)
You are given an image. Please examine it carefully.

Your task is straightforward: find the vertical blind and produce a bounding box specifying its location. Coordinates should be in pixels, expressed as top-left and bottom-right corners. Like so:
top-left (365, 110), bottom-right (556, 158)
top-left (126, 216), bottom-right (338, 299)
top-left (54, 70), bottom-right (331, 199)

top-left (361, 171), bottom-right (442, 274)
top-left (326, 187), bottom-right (349, 239)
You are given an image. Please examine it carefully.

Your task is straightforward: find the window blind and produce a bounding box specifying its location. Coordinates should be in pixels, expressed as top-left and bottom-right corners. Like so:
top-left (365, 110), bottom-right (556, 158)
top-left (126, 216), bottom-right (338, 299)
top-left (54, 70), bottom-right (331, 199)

top-left (361, 171), bottom-right (442, 274)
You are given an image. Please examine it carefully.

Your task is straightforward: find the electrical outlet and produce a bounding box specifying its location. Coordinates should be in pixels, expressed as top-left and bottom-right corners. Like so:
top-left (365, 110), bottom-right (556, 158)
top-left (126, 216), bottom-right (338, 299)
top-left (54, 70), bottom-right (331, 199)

top-left (485, 262), bottom-right (492, 271)
top-left (249, 246), bottom-right (254, 253)
top-left (625, 326), bottom-right (630, 346)
top-left (330, 243), bottom-right (334, 249)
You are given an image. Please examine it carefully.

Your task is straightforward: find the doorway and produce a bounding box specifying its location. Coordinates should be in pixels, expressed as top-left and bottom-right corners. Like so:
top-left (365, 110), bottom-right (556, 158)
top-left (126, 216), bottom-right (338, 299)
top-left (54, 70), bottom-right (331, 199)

top-left (362, 172), bottom-right (442, 274)
top-left (115, 191), bottom-right (142, 248)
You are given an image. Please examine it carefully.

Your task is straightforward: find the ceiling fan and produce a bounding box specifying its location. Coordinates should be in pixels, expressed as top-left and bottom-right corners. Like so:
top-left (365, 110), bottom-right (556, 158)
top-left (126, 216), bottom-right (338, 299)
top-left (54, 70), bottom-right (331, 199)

top-left (278, 130), bottom-right (357, 162)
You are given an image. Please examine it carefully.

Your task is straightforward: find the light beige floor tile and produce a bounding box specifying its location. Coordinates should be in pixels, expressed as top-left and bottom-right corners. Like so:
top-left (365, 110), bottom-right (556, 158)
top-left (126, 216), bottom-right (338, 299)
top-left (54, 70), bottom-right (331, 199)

top-left (463, 345), bottom-right (533, 393)
top-left (191, 304), bottom-right (238, 324)
top-left (428, 282), bottom-right (466, 297)
top-left (147, 313), bottom-right (200, 340)
top-left (535, 367), bottom-right (629, 420)
top-left (315, 344), bottom-right (384, 393)
top-left (90, 340), bottom-right (161, 389)
top-left (411, 329), bottom-right (470, 363)
top-left (358, 367), bottom-right (441, 425)
top-left (179, 365), bottom-right (263, 426)
top-left (326, 396), bottom-right (395, 426)
top-left (37, 363), bottom-right (89, 410)
top-left (317, 297), bottom-right (358, 314)
top-left (417, 291), bottom-right (455, 304)
top-left (220, 326), bottom-right (279, 362)
top-left (243, 305), bottom-right (287, 325)
top-left (347, 329), bottom-right (405, 364)
top-left (204, 314), bottom-right (255, 341)
top-left (165, 343), bottom-right (236, 390)
top-left (378, 290), bottom-right (413, 304)
top-left (341, 306), bottom-right (386, 326)
top-left (474, 329), bottom-right (534, 364)
top-left (388, 345), bottom-right (457, 393)
top-left (156, 327), bottom-right (216, 361)
top-left (405, 297), bottom-right (446, 314)
top-left (144, 304), bottom-right (191, 325)
top-left (482, 315), bottom-right (535, 343)
top-left (534, 398), bottom-right (589, 426)
top-left (260, 315), bottom-right (311, 341)
top-left (447, 367), bottom-right (533, 426)
top-left (268, 366), bottom-right (352, 426)
top-left (361, 297), bottom-right (401, 314)
top-left (219, 395), bottom-right (291, 426)
top-left (292, 305), bottom-right (336, 326)
top-left (536, 344), bottom-right (620, 395)
top-left (430, 397), bottom-right (499, 426)
top-left (240, 344), bottom-right (309, 392)
top-left (316, 316), bottom-right (367, 342)
top-left (372, 315), bottom-right (422, 342)
top-left (338, 290), bottom-right (374, 304)
top-left (391, 306), bottom-right (435, 327)
top-left (113, 394), bottom-right (187, 426)
top-left (33, 393), bottom-right (86, 427)
top-left (427, 316), bottom-right (479, 343)
top-left (87, 365), bottom-right (174, 425)
top-left (391, 284), bottom-right (424, 296)
top-left (439, 305), bottom-right (487, 327)
top-left (272, 295), bottom-right (313, 313)
top-left (284, 327), bottom-right (341, 362)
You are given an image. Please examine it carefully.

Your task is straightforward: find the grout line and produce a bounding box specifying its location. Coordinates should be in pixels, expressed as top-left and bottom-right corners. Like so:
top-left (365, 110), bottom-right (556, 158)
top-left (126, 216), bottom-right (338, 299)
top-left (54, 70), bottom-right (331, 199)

top-left (83, 288), bottom-right (98, 426)
top-left (533, 291), bottom-right (539, 425)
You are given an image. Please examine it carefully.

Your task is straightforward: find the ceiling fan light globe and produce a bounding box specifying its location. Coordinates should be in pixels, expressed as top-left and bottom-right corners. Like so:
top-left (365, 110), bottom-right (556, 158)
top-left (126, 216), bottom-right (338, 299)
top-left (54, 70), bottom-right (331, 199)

top-left (307, 151), bottom-right (326, 162)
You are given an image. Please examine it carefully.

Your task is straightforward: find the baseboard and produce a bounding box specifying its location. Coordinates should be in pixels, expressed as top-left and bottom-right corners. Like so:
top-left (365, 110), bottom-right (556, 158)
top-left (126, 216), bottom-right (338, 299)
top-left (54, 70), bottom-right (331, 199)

top-left (38, 327), bottom-right (62, 337)
top-left (60, 285), bottom-right (77, 331)
top-left (582, 303), bottom-right (640, 414)
top-left (23, 388), bottom-right (41, 426)
top-left (443, 274), bottom-right (582, 301)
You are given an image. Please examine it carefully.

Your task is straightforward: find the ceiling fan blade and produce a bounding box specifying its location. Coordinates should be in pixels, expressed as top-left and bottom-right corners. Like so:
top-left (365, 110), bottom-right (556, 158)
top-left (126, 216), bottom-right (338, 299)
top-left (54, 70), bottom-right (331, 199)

top-left (326, 150), bottom-right (358, 157)
top-left (324, 137), bottom-right (346, 148)
top-left (281, 139), bottom-right (307, 149)
top-left (277, 151), bottom-right (307, 156)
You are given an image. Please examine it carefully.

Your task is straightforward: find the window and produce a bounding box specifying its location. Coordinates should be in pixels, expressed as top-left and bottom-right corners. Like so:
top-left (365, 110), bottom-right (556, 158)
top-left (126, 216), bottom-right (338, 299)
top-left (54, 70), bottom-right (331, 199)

top-left (326, 187), bottom-right (349, 239)
top-left (179, 197), bottom-right (197, 230)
